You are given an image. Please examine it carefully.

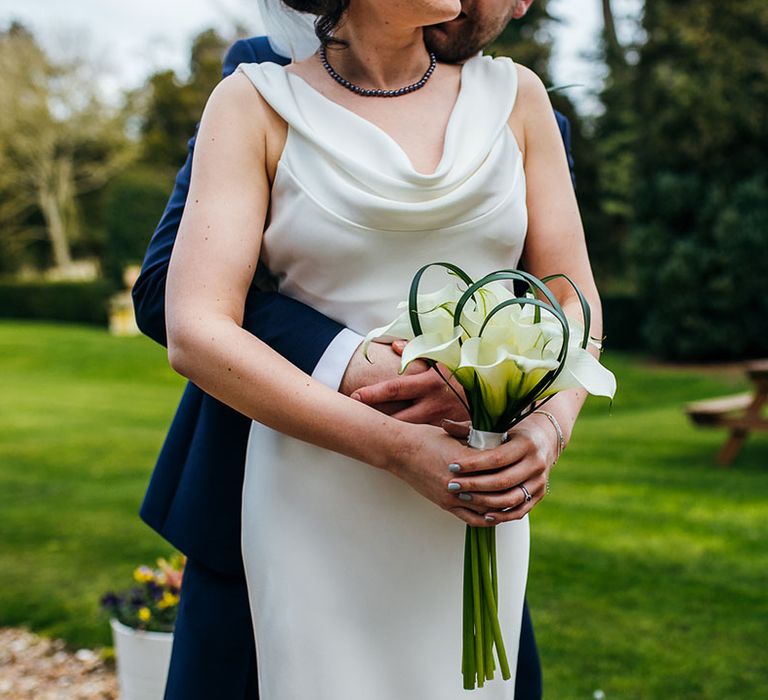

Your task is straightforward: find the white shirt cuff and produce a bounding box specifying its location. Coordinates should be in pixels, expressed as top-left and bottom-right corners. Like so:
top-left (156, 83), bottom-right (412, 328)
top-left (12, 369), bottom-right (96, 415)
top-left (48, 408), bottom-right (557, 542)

top-left (311, 328), bottom-right (364, 392)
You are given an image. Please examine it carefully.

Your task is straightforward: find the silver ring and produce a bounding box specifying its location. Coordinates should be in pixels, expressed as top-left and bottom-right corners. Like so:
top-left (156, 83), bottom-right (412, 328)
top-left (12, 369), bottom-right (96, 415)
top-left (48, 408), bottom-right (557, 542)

top-left (519, 484), bottom-right (532, 503)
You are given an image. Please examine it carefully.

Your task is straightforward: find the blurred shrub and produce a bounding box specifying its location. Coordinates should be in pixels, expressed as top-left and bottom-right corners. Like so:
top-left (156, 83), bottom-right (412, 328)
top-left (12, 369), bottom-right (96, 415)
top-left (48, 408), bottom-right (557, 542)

top-left (102, 167), bottom-right (172, 286)
top-left (600, 293), bottom-right (647, 353)
top-left (630, 175), bottom-right (768, 360)
top-left (0, 280), bottom-right (117, 326)
top-left (627, 2), bottom-right (768, 361)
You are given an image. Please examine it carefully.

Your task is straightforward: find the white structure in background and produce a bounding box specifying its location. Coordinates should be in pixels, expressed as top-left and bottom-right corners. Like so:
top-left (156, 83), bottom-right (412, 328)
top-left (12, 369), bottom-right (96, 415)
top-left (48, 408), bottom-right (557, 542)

top-left (109, 264), bottom-right (142, 336)
top-left (110, 617), bottom-right (173, 700)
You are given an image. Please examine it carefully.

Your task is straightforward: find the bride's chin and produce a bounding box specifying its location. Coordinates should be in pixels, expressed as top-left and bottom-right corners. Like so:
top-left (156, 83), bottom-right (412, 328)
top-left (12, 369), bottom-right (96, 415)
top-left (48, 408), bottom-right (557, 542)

top-left (413, 0), bottom-right (463, 27)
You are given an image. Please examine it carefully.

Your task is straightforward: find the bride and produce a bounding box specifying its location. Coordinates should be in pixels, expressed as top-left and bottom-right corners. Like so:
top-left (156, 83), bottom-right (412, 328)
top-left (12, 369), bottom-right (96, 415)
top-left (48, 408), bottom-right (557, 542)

top-left (165, 0), bottom-right (602, 697)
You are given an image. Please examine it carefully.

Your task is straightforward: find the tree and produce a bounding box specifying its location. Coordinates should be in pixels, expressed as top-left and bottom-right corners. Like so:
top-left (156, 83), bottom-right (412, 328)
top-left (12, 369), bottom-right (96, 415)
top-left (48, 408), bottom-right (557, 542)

top-left (629, 1), bottom-right (768, 359)
top-left (138, 29), bottom-right (230, 170)
top-left (589, 0), bottom-right (639, 285)
top-left (491, 2), bottom-right (606, 286)
top-left (0, 22), bottom-right (135, 275)
top-left (101, 166), bottom-right (175, 286)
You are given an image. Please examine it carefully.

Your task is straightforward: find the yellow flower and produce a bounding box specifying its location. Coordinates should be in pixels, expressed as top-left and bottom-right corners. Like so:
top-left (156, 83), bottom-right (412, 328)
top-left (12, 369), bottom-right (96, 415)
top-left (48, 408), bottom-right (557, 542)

top-left (138, 607), bottom-right (151, 622)
top-left (158, 591), bottom-right (180, 610)
top-left (133, 566), bottom-right (154, 584)
top-left (157, 553), bottom-right (185, 589)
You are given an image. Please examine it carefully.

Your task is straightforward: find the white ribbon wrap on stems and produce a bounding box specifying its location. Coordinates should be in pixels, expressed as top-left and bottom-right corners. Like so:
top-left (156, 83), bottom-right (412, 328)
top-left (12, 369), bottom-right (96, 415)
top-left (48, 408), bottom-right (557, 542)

top-left (467, 428), bottom-right (509, 450)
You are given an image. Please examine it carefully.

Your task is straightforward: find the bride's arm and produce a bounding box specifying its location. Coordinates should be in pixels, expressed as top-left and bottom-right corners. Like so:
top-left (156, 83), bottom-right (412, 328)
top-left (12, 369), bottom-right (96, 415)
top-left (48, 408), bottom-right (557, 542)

top-left (443, 66), bottom-right (606, 522)
top-left (164, 72), bottom-right (514, 525)
top-left (166, 73), bottom-right (393, 464)
top-left (516, 64), bottom-right (604, 445)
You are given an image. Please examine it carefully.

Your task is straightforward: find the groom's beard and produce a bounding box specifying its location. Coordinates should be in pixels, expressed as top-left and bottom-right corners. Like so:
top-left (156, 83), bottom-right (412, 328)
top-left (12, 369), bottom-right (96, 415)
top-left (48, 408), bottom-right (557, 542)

top-left (425, 4), bottom-right (518, 63)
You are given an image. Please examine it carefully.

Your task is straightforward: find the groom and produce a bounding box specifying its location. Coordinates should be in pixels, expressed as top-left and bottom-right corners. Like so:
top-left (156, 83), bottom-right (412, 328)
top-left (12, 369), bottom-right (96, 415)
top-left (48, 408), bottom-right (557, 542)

top-left (133, 1), bottom-right (572, 698)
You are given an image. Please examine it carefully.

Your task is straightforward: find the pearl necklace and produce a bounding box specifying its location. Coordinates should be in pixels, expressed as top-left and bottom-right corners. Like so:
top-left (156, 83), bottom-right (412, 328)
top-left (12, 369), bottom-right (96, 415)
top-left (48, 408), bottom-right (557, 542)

top-left (319, 45), bottom-right (437, 98)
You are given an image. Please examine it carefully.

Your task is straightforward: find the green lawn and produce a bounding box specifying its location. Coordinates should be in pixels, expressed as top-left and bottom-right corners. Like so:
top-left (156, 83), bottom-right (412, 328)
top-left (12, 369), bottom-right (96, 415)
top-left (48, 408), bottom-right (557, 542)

top-left (1, 321), bottom-right (766, 698)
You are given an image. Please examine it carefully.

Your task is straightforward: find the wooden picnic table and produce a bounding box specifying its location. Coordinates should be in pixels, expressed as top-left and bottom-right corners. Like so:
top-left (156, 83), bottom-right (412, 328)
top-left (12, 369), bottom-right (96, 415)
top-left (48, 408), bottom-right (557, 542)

top-left (686, 359), bottom-right (768, 465)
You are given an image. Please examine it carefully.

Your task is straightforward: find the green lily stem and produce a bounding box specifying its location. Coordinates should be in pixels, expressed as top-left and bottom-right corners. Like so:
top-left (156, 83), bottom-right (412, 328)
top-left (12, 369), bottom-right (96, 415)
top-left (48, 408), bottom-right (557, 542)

top-left (431, 363), bottom-right (472, 416)
top-left (470, 527), bottom-right (485, 687)
top-left (483, 532), bottom-right (495, 680)
top-left (490, 526), bottom-right (499, 606)
top-left (462, 528), bottom-right (476, 689)
top-left (462, 428), bottom-right (511, 688)
top-left (477, 527), bottom-right (511, 680)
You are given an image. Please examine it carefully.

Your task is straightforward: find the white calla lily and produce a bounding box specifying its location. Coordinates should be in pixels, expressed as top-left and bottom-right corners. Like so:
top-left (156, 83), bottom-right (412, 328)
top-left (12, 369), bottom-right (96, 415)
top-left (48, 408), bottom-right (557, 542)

top-left (400, 326), bottom-right (464, 373)
top-left (541, 345), bottom-right (617, 399)
top-left (361, 312), bottom-right (415, 358)
top-left (456, 281), bottom-right (517, 337)
top-left (476, 281), bottom-right (516, 311)
top-left (455, 337), bottom-right (508, 418)
top-left (362, 285), bottom-right (461, 360)
top-left (395, 280), bottom-right (466, 314)
top-left (456, 334), bottom-right (561, 422)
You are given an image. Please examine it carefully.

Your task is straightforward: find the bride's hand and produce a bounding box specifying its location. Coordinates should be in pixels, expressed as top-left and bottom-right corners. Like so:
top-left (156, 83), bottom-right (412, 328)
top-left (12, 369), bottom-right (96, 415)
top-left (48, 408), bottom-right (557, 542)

top-left (387, 423), bottom-right (491, 527)
top-left (437, 414), bottom-right (561, 524)
top-left (389, 417), bottom-right (556, 527)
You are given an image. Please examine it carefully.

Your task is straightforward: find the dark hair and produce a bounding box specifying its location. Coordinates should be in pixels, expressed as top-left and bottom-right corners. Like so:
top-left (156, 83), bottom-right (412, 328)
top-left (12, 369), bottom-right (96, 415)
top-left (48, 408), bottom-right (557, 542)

top-left (282, 0), bottom-right (351, 48)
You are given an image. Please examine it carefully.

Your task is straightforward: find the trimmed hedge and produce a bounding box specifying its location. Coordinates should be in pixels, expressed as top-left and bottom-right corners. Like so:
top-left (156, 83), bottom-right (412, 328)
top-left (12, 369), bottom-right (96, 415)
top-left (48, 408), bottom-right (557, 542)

top-left (0, 280), bottom-right (117, 326)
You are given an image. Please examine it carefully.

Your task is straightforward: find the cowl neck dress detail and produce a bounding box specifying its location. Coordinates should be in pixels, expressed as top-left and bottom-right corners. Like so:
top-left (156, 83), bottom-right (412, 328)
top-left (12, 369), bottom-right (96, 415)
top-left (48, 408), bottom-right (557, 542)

top-left (235, 53), bottom-right (528, 333)
top-left (283, 56), bottom-right (470, 178)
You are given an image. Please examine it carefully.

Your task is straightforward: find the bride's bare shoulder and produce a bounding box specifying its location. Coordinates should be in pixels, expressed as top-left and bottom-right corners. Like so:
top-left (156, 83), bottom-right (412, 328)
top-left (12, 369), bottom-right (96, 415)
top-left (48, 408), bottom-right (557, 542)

top-left (507, 62), bottom-right (559, 152)
top-left (200, 69), bottom-right (288, 156)
top-left (204, 70), bottom-right (280, 129)
top-left (512, 63), bottom-right (550, 111)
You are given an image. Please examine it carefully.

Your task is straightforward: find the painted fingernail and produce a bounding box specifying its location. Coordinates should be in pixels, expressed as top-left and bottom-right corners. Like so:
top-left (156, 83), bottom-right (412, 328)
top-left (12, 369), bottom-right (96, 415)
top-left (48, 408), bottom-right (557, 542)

top-left (448, 463), bottom-right (462, 473)
top-left (484, 515), bottom-right (496, 522)
top-left (447, 482), bottom-right (462, 492)
top-left (458, 493), bottom-right (473, 502)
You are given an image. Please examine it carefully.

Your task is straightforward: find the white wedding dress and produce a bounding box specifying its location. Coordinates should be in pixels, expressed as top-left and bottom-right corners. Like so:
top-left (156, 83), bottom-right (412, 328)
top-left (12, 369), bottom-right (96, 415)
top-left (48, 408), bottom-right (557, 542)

top-left (239, 53), bottom-right (530, 699)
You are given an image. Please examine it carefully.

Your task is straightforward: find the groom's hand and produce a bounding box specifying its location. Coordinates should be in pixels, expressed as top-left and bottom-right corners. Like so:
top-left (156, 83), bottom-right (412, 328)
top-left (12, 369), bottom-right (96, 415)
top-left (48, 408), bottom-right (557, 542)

top-left (349, 340), bottom-right (469, 426)
top-left (339, 341), bottom-right (428, 415)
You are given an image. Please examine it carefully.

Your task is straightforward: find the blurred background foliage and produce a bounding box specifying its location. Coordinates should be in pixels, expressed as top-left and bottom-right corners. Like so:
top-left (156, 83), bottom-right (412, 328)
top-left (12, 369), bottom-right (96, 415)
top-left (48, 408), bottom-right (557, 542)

top-left (0, 1), bottom-right (767, 361)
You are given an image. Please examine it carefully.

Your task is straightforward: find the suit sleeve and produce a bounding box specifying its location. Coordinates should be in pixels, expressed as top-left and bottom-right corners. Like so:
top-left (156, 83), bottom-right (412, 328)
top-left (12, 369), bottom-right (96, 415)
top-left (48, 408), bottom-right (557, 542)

top-left (131, 39), bottom-right (349, 375)
top-left (553, 110), bottom-right (576, 188)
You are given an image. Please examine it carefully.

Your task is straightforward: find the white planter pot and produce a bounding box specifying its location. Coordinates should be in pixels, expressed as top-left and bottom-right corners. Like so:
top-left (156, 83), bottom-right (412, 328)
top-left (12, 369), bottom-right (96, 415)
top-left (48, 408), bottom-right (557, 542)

top-left (110, 617), bottom-right (174, 700)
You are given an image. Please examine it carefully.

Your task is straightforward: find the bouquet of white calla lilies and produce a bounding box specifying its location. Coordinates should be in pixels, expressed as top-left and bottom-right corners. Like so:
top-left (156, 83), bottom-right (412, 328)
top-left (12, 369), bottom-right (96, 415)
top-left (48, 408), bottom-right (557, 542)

top-left (362, 262), bottom-right (616, 690)
top-left (363, 264), bottom-right (616, 432)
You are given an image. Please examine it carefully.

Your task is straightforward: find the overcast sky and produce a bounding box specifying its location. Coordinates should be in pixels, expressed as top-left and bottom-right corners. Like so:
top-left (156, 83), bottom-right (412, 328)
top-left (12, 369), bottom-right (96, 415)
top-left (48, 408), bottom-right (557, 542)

top-left (1, 0), bottom-right (642, 115)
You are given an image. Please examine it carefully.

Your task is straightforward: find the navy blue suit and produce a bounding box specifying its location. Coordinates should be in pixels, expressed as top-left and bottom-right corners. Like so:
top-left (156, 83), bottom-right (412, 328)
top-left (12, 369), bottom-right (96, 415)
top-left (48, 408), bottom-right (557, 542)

top-left (134, 36), bottom-right (573, 699)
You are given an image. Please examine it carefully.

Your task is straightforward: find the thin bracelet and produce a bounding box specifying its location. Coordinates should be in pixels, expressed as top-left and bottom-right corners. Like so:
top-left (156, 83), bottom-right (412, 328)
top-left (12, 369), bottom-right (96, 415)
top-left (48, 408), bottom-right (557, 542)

top-left (533, 409), bottom-right (565, 463)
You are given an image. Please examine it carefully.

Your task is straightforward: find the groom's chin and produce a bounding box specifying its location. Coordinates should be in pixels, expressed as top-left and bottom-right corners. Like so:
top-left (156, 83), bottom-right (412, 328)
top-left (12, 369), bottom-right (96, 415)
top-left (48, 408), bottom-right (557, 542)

top-left (424, 18), bottom-right (473, 64)
top-left (424, 24), bottom-right (479, 63)
top-left (426, 10), bottom-right (468, 35)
